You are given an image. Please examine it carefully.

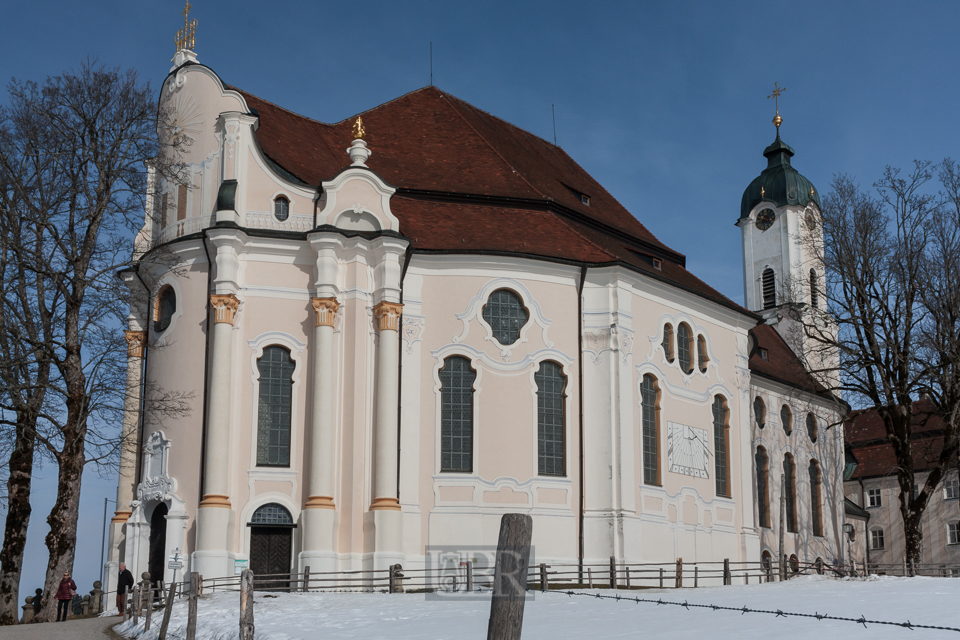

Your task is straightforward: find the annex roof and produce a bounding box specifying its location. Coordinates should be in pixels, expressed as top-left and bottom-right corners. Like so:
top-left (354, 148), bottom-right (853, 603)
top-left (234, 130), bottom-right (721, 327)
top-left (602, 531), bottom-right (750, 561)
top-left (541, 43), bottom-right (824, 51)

top-left (844, 400), bottom-right (950, 479)
top-left (748, 322), bottom-right (829, 396)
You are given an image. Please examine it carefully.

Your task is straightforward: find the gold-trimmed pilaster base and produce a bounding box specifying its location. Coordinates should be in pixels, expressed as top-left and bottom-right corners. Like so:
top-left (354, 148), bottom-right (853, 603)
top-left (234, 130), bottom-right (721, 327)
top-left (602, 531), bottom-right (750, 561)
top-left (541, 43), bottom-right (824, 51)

top-left (111, 510), bottom-right (132, 524)
top-left (304, 495), bottom-right (336, 509)
top-left (369, 497), bottom-right (401, 511)
top-left (198, 494), bottom-right (232, 509)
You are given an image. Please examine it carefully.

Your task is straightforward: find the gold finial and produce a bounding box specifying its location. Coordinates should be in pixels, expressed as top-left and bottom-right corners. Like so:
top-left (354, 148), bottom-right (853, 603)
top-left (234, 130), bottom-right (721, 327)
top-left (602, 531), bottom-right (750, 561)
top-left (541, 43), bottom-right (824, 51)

top-left (352, 117), bottom-right (365, 140)
top-left (175, 0), bottom-right (198, 53)
top-left (767, 82), bottom-right (785, 130)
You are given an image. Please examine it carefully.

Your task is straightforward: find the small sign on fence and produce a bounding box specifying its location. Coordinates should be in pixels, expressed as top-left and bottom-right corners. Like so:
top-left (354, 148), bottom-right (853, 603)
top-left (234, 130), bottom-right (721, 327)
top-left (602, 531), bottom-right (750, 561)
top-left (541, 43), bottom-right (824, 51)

top-left (234, 559), bottom-right (249, 575)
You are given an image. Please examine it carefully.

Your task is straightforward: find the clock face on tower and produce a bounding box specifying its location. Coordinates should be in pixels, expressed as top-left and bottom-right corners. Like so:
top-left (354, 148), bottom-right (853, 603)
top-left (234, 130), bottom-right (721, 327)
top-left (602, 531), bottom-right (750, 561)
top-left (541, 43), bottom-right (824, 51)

top-left (667, 422), bottom-right (710, 479)
top-left (755, 208), bottom-right (775, 231)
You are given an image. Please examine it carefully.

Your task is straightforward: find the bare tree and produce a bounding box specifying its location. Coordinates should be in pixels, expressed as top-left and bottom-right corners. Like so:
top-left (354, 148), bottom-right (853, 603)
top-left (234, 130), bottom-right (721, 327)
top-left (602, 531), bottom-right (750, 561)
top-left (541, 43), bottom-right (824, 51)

top-left (794, 163), bottom-right (960, 564)
top-left (0, 61), bottom-right (190, 623)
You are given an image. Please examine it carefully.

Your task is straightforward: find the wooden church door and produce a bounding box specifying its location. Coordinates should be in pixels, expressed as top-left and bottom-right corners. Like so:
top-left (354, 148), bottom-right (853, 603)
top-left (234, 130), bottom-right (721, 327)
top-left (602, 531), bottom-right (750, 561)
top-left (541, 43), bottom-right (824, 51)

top-left (250, 527), bottom-right (292, 590)
top-left (148, 503), bottom-right (168, 587)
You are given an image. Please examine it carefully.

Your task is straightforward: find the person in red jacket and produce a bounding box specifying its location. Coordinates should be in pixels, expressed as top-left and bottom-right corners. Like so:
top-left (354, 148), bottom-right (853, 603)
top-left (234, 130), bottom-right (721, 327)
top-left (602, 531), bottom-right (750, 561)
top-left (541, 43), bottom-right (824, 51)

top-left (55, 572), bottom-right (77, 622)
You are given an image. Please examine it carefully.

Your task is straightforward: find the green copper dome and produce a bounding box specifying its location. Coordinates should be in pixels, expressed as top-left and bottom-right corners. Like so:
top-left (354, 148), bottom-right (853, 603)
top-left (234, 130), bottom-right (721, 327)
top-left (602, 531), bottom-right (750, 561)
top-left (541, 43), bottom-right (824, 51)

top-left (740, 134), bottom-right (820, 219)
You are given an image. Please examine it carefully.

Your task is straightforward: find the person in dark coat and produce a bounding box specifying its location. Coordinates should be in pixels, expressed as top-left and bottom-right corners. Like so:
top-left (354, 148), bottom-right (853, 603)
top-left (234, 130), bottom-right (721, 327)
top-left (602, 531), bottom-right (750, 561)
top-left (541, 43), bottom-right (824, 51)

top-left (116, 563), bottom-right (134, 615)
top-left (54, 572), bottom-right (76, 622)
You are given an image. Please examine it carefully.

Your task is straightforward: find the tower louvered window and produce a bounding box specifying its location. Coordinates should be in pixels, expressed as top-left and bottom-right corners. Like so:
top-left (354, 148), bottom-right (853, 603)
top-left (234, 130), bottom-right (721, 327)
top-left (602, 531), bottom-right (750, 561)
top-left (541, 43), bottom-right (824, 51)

top-left (440, 356), bottom-right (475, 472)
top-left (482, 289), bottom-right (528, 345)
top-left (536, 361), bottom-right (566, 476)
top-left (713, 396), bottom-right (729, 497)
top-left (641, 374), bottom-right (660, 486)
top-left (177, 183), bottom-right (188, 221)
top-left (756, 446), bottom-right (769, 527)
top-left (762, 268), bottom-right (776, 309)
top-left (809, 269), bottom-right (819, 308)
top-left (809, 459), bottom-right (823, 536)
top-left (677, 323), bottom-right (693, 373)
top-left (784, 454), bottom-right (797, 532)
top-left (256, 346), bottom-right (295, 467)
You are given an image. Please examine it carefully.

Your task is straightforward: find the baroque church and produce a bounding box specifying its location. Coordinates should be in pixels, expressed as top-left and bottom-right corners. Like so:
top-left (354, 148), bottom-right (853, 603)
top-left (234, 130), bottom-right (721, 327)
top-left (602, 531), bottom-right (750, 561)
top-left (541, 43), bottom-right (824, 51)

top-left (105, 26), bottom-right (848, 597)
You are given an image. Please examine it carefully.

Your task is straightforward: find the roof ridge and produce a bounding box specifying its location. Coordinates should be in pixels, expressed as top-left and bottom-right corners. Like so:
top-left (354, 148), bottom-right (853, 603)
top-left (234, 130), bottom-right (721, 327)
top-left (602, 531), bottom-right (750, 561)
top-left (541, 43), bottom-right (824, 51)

top-left (329, 85), bottom-right (443, 126)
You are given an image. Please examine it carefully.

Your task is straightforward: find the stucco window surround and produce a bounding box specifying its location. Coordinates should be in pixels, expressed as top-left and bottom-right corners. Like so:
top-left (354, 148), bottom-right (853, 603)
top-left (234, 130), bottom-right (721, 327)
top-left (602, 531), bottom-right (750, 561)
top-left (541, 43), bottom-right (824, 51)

top-left (236, 492), bottom-right (301, 571)
top-left (452, 278), bottom-right (554, 362)
top-left (528, 358), bottom-right (574, 478)
top-left (753, 396), bottom-right (766, 430)
top-left (273, 195), bottom-right (290, 222)
top-left (650, 313), bottom-right (720, 382)
top-left (151, 277), bottom-right (185, 344)
top-left (432, 351), bottom-right (482, 476)
top-left (246, 332), bottom-right (306, 475)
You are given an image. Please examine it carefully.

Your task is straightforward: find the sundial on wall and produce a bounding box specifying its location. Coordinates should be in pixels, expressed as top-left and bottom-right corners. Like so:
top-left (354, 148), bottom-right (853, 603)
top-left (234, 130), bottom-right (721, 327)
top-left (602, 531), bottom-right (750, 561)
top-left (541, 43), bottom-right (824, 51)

top-left (667, 422), bottom-right (710, 479)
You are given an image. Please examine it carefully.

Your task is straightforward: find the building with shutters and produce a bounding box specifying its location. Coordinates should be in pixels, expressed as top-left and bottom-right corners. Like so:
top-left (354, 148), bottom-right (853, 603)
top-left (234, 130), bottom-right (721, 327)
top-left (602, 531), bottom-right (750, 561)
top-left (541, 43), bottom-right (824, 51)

top-left (104, 39), bottom-right (848, 597)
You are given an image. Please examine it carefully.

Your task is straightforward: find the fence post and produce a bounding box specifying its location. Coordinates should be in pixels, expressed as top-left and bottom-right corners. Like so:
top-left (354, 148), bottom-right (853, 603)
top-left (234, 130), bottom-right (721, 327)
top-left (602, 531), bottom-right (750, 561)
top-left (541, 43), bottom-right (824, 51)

top-left (909, 559), bottom-right (916, 577)
top-left (723, 558), bottom-right (731, 586)
top-left (539, 563), bottom-right (548, 592)
top-left (144, 585), bottom-right (154, 631)
top-left (302, 566), bottom-right (310, 593)
top-left (609, 556), bottom-right (617, 589)
top-left (240, 569), bottom-right (254, 640)
top-left (123, 590), bottom-right (131, 622)
top-left (659, 568), bottom-right (663, 589)
top-left (694, 565), bottom-right (698, 588)
top-left (466, 561), bottom-right (474, 592)
top-left (675, 558), bottom-right (682, 588)
top-left (187, 572), bottom-right (199, 640)
top-left (625, 567), bottom-right (631, 589)
top-left (159, 578), bottom-right (177, 640)
top-left (486, 513), bottom-right (533, 640)
top-left (744, 572), bottom-right (748, 585)
top-left (588, 568), bottom-right (593, 589)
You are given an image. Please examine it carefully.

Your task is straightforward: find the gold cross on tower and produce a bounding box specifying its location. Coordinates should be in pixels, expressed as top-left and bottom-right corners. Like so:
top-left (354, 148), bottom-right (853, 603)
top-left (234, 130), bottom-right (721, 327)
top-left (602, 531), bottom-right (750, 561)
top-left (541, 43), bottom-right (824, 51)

top-left (767, 82), bottom-right (785, 130)
top-left (175, 0), bottom-right (198, 53)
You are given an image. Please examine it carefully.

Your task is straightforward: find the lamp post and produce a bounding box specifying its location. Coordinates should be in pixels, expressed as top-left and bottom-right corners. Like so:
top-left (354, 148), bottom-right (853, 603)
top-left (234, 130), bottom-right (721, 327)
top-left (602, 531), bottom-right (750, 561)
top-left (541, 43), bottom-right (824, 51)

top-left (100, 497), bottom-right (116, 587)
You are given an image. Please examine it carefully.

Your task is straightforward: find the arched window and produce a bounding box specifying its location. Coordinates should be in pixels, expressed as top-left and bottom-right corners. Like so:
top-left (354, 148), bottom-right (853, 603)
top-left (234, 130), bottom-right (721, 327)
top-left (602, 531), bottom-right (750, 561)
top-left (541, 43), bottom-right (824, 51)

top-left (482, 289), bottom-right (528, 346)
top-left (661, 324), bottom-right (675, 363)
top-left (677, 323), bottom-right (693, 374)
top-left (155, 285), bottom-right (176, 333)
top-left (809, 459), bottom-right (823, 536)
top-left (809, 269), bottom-right (819, 308)
top-left (697, 335), bottom-right (708, 372)
top-left (762, 268), bottom-right (776, 309)
top-left (439, 356), bottom-right (476, 472)
top-left (536, 361), bottom-right (566, 476)
top-left (160, 193), bottom-right (169, 228)
top-left (256, 346), bottom-right (295, 467)
top-left (177, 183), bottom-right (188, 221)
top-left (754, 396), bottom-right (766, 430)
top-left (756, 446), bottom-right (770, 527)
top-left (783, 453), bottom-right (797, 532)
top-left (274, 196), bottom-right (290, 221)
top-left (713, 395), bottom-right (729, 497)
top-left (806, 413), bottom-right (818, 443)
top-left (781, 404), bottom-right (793, 436)
top-left (250, 503), bottom-right (294, 526)
top-left (640, 374), bottom-right (660, 486)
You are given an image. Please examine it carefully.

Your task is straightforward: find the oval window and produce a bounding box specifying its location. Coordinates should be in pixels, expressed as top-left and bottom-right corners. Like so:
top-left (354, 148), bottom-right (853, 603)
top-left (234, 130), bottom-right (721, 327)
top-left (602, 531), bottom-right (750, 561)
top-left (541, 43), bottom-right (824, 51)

top-left (155, 286), bottom-right (176, 333)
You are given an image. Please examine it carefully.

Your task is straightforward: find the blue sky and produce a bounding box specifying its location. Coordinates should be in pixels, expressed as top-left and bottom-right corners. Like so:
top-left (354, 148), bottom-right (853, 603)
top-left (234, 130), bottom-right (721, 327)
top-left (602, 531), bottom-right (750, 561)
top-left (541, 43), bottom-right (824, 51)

top-left (2, 0), bottom-right (958, 596)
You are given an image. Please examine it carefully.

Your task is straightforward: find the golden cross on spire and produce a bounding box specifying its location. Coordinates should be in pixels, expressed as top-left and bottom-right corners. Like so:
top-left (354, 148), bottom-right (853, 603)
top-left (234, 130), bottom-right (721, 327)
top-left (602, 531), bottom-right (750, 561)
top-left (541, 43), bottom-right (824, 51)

top-left (175, 0), bottom-right (198, 53)
top-left (767, 82), bottom-right (785, 130)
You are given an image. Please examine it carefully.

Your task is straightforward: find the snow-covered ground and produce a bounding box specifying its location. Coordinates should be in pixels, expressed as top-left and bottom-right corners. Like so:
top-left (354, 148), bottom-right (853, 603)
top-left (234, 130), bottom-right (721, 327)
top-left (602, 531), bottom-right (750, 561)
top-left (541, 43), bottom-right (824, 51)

top-left (113, 575), bottom-right (960, 640)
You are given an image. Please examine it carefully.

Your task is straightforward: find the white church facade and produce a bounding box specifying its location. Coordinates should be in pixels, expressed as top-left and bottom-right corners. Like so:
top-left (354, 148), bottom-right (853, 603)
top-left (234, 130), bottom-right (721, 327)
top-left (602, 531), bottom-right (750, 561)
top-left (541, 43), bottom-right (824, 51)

top-left (105, 43), bottom-right (847, 596)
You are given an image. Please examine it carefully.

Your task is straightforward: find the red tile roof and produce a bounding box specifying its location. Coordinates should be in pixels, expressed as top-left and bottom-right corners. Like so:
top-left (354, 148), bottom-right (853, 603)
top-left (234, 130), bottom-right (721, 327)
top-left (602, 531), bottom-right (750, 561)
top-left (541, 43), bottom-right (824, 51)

top-left (748, 323), bottom-right (828, 395)
top-left (845, 400), bottom-right (950, 478)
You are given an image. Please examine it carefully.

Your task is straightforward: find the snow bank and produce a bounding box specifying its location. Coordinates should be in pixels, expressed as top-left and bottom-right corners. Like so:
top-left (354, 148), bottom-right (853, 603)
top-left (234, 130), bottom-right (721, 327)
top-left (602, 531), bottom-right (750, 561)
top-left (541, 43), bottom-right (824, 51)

top-left (113, 575), bottom-right (960, 640)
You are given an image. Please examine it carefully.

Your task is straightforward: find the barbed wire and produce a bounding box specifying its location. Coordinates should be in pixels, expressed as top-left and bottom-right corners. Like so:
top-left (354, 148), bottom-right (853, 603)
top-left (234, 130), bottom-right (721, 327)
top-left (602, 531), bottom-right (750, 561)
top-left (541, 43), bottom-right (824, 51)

top-left (539, 589), bottom-right (960, 633)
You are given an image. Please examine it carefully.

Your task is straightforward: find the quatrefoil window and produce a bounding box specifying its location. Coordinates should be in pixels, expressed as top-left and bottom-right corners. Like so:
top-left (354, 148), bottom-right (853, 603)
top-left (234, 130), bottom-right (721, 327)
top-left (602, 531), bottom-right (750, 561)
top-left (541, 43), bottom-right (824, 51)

top-left (481, 289), bottom-right (528, 346)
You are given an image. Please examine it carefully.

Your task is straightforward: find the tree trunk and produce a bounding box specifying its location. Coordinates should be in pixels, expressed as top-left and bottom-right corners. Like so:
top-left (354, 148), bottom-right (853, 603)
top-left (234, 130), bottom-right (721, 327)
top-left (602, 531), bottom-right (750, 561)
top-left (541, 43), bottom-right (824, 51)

top-left (0, 414), bottom-right (37, 625)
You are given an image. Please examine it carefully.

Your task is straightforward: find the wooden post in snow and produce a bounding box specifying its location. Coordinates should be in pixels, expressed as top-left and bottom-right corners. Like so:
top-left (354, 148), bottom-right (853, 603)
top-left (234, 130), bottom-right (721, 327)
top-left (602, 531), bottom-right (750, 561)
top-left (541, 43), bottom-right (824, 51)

top-left (240, 569), bottom-right (255, 640)
top-left (609, 556), bottom-right (617, 589)
top-left (486, 514), bottom-right (533, 640)
top-left (675, 558), bottom-right (683, 588)
top-left (302, 566), bottom-right (310, 592)
top-left (539, 563), bottom-right (548, 592)
top-left (466, 561), bottom-right (474, 592)
top-left (158, 578), bottom-right (178, 640)
top-left (132, 585), bottom-right (140, 625)
top-left (723, 558), bottom-right (731, 586)
top-left (144, 585), bottom-right (154, 631)
top-left (186, 572), bottom-right (199, 640)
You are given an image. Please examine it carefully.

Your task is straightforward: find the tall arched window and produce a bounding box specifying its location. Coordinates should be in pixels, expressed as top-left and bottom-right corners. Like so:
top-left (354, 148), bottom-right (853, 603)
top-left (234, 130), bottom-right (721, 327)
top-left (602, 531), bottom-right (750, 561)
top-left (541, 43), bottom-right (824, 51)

top-left (756, 446), bottom-right (770, 527)
top-left (762, 268), bottom-right (776, 309)
top-left (809, 459), bottom-right (823, 536)
top-left (640, 374), bottom-right (660, 486)
top-left (781, 404), bottom-right (793, 436)
top-left (677, 323), bottom-right (693, 373)
top-left (482, 289), bottom-right (528, 346)
top-left (536, 361), bottom-right (566, 476)
top-left (713, 395), bottom-right (729, 497)
top-left (154, 285), bottom-right (176, 333)
top-left (256, 346), bottom-right (295, 467)
top-left (274, 196), bottom-right (290, 221)
top-left (177, 183), bottom-right (188, 221)
top-left (661, 324), bottom-right (674, 363)
top-left (783, 453), bottom-right (797, 532)
top-left (160, 193), bottom-right (169, 228)
top-left (806, 413), bottom-right (818, 443)
top-left (439, 356), bottom-right (476, 472)
top-left (754, 396), bottom-right (766, 430)
top-left (809, 269), bottom-right (819, 308)
top-left (697, 335), bottom-right (708, 372)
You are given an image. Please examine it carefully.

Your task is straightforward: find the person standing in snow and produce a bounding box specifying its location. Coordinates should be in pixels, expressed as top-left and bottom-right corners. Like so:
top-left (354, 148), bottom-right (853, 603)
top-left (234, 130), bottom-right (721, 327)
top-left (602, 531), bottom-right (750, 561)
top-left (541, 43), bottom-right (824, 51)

top-left (116, 563), bottom-right (134, 615)
top-left (54, 572), bottom-right (77, 622)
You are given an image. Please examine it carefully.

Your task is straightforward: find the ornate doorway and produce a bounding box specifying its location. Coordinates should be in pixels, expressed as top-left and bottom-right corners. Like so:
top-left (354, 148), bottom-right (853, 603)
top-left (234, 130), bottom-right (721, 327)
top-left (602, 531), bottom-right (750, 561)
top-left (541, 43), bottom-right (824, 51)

top-left (248, 504), bottom-right (295, 590)
top-left (148, 503), bottom-right (168, 587)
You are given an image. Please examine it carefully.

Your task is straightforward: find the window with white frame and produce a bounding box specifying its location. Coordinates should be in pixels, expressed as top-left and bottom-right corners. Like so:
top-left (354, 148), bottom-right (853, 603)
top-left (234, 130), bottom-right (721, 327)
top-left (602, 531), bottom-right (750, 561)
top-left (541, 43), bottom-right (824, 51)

top-left (871, 528), bottom-right (885, 550)
top-left (945, 476), bottom-right (959, 500)
top-left (948, 522), bottom-right (959, 546)
top-left (867, 488), bottom-right (882, 507)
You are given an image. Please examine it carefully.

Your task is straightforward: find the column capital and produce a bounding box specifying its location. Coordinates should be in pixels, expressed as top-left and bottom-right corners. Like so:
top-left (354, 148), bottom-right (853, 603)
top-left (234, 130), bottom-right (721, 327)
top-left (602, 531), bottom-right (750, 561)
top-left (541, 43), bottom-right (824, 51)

top-left (210, 294), bottom-right (240, 325)
top-left (124, 331), bottom-right (146, 358)
top-left (373, 301), bottom-right (403, 332)
top-left (311, 298), bottom-right (340, 328)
